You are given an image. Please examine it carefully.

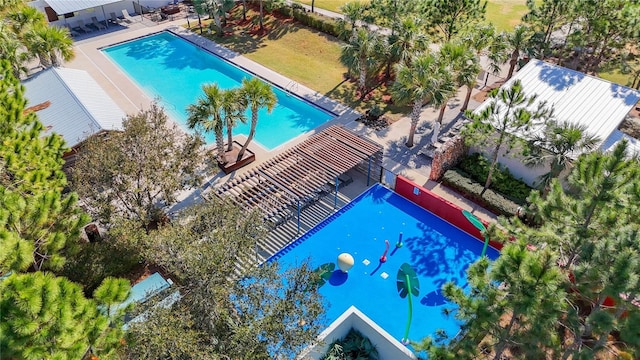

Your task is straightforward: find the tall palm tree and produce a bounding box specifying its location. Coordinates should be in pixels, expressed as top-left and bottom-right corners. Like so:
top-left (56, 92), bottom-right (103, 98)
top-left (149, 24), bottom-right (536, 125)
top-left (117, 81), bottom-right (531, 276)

top-left (187, 84), bottom-right (227, 163)
top-left (222, 88), bottom-right (247, 152)
top-left (385, 16), bottom-right (430, 77)
top-left (391, 52), bottom-right (453, 148)
top-left (24, 25), bottom-right (74, 67)
top-left (6, 5), bottom-right (44, 37)
top-left (436, 42), bottom-right (474, 124)
top-left (237, 78), bottom-right (276, 161)
top-left (460, 24), bottom-right (504, 104)
top-left (0, 29), bottom-right (31, 78)
top-left (524, 120), bottom-right (600, 191)
top-left (502, 25), bottom-right (531, 80)
top-left (340, 28), bottom-right (381, 97)
top-left (340, 0), bottom-right (368, 31)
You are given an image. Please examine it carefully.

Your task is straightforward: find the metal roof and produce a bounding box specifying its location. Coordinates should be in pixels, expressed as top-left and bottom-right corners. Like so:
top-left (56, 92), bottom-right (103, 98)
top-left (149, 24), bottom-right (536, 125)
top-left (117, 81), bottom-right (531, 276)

top-left (22, 67), bottom-right (125, 148)
top-left (473, 59), bottom-right (640, 150)
top-left (216, 126), bottom-right (383, 221)
top-left (42, 0), bottom-right (124, 14)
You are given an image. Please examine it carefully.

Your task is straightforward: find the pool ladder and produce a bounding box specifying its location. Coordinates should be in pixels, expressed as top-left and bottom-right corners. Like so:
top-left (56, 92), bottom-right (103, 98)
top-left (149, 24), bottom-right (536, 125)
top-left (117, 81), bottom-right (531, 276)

top-left (285, 81), bottom-right (299, 97)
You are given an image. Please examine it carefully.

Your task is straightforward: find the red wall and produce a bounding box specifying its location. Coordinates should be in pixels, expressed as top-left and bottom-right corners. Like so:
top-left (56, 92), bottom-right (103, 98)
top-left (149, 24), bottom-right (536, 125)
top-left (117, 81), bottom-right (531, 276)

top-left (394, 176), bottom-right (503, 251)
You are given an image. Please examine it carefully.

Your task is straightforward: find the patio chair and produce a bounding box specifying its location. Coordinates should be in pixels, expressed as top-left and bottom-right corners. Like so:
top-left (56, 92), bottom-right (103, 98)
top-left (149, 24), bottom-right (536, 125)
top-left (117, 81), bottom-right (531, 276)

top-left (76, 20), bottom-right (93, 33)
top-left (63, 23), bottom-right (80, 37)
top-left (91, 16), bottom-right (106, 30)
top-left (122, 9), bottom-right (135, 23)
top-left (109, 12), bottom-right (122, 24)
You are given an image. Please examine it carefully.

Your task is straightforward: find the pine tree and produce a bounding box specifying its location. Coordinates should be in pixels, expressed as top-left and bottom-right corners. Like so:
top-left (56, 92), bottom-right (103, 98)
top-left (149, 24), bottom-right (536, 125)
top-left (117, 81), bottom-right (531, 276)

top-left (0, 272), bottom-right (126, 359)
top-left (0, 60), bottom-right (89, 272)
top-left (417, 239), bottom-right (565, 359)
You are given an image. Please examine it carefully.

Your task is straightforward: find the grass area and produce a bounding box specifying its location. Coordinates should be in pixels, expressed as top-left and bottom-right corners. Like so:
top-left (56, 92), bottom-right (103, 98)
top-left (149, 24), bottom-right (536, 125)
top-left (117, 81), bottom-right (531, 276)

top-left (293, 0), bottom-right (528, 31)
top-left (294, 0), bottom-right (353, 13)
top-left (484, 0), bottom-right (529, 31)
top-left (194, 7), bottom-right (408, 120)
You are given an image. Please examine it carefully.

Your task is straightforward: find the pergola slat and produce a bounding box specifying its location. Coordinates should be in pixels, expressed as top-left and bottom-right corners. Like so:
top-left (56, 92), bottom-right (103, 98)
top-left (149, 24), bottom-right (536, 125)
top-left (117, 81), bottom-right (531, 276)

top-left (216, 126), bottom-right (383, 221)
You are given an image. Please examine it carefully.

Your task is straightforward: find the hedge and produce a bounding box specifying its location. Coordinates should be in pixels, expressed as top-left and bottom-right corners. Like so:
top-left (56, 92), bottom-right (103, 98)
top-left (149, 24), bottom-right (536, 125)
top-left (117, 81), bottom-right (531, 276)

top-left (441, 169), bottom-right (521, 217)
top-left (275, 5), bottom-right (348, 40)
top-left (458, 153), bottom-right (534, 204)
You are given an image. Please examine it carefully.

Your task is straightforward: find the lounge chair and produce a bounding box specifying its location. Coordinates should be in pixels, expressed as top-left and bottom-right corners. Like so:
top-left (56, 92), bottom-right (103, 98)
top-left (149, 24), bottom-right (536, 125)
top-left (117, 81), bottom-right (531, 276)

top-left (91, 16), bottom-right (106, 30)
top-left (76, 20), bottom-right (92, 33)
top-left (122, 9), bottom-right (135, 23)
top-left (109, 12), bottom-right (122, 24)
top-left (63, 23), bottom-right (80, 37)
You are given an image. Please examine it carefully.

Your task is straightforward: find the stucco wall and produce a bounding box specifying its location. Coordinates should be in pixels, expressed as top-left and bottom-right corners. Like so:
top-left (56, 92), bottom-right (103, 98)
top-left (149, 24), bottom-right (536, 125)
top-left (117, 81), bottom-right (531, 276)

top-left (394, 176), bottom-right (503, 251)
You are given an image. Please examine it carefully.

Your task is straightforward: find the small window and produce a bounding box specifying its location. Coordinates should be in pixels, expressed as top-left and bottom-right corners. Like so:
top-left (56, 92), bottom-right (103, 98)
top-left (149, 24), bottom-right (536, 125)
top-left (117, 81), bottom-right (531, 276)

top-left (413, 186), bottom-right (420, 195)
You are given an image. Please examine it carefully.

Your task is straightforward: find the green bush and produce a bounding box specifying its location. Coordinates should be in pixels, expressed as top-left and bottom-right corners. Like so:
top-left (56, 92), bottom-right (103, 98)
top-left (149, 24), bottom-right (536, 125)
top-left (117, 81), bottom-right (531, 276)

top-left (321, 329), bottom-right (378, 360)
top-left (458, 153), bottom-right (533, 203)
top-left (442, 169), bottom-right (521, 217)
top-left (275, 6), bottom-right (344, 39)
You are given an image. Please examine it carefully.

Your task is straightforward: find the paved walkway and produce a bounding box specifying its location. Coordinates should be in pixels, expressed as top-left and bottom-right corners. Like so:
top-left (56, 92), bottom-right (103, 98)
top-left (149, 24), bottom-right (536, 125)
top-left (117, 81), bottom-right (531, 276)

top-left (64, 9), bottom-right (511, 224)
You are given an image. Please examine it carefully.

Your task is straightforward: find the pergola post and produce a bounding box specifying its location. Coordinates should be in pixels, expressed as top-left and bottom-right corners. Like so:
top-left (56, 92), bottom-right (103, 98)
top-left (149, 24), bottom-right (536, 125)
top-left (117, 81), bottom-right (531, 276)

top-left (101, 5), bottom-right (108, 28)
top-left (334, 176), bottom-right (339, 209)
top-left (297, 200), bottom-right (301, 234)
top-left (367, 156), bottom-right (371, 186)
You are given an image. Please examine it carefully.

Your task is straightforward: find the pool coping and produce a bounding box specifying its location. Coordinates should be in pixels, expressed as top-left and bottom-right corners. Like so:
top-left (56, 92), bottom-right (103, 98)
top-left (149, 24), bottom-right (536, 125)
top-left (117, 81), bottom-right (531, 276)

top-left (99, 29), bottom-right (338, 151)
top-left (66, 21), bottom-right (361, 163)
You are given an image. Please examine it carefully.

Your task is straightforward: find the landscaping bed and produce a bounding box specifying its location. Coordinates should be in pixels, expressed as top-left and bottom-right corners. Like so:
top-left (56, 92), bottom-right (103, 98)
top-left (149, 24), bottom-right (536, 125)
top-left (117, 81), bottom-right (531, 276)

top-left (440, 153), bottom-right (535, 217)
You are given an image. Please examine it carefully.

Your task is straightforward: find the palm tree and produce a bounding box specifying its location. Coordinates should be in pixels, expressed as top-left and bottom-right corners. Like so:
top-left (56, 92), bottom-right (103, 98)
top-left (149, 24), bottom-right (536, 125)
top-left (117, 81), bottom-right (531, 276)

top-left (384, 16), bottom-right (430, 78)
top-left (222, 88), bottom-right (246, 152)
top-left (187, 83), bottom-right (227, 163)
top-left (237, 78), bottom-right (276, 161)
top-left (340, 0), bottom-right (368, 31)
top-left (524, 120), bottom-right (600, 191)
top-left (460, 24), bottom-right (502, 107)
top-left (340, 28), bottom-right (381, 97)
top-left (24, 25), bottom-right (74, 67)
top-left (0, 29), bottom-right (31, 78)
top-left (391, 52), bottom-right (453, 147)
top-left (502, 25), bottom-right (531, 80)
top-left (6, 5), bottom-right (44, 37)
top-left (436, 42), bottom-right (475, 124)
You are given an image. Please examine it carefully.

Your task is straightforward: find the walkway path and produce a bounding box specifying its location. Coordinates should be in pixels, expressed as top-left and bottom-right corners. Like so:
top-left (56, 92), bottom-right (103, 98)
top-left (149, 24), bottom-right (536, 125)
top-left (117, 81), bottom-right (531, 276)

top-left (65, 7), bottom-right (512, 224)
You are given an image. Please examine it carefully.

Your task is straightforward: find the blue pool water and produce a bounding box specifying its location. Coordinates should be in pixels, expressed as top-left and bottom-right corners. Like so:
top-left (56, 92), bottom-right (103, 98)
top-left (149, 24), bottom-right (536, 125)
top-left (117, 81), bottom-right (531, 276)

top-left (102, 31), bottom-right (334, 150)
top-left (271, 184), bottom-right (499, 343)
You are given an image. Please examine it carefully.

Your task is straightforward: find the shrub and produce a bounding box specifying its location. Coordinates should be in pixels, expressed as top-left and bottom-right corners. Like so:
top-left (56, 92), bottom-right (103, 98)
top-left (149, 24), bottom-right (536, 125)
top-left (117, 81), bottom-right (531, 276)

top-left (458, 153), bottom-right (533, 203)
top-left (441, 169), bottom-right (521, 217)
top-left (321, 329), bottom-right (379, 360)
top-left (276, 6), bottom-right (344, 39)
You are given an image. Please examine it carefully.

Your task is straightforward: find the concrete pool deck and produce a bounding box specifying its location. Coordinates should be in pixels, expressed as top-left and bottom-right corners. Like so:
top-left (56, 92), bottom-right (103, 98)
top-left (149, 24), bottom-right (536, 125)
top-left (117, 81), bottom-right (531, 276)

top-left (65, 15), bottom-right (503, 225)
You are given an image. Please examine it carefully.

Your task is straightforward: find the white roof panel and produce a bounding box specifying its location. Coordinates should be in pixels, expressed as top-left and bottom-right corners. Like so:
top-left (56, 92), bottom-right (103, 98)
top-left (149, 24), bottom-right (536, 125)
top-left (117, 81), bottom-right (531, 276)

top-left (44, 0), bottom-right (123, 14)
top-left (22, 67), bottom-right (125, 148)
top-left (473, 59), bottom-right (640, 150)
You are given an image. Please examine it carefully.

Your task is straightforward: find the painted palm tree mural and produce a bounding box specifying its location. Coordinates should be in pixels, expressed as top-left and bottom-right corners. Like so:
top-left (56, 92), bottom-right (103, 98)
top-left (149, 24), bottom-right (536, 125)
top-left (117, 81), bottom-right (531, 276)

top-left (397, 262), bottom-right (420, 344)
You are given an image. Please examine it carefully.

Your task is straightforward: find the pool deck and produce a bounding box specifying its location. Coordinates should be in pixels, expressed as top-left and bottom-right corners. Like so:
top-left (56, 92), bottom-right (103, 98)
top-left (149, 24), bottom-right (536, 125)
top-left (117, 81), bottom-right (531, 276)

top-left (65, 14), bottom-right (503, 225)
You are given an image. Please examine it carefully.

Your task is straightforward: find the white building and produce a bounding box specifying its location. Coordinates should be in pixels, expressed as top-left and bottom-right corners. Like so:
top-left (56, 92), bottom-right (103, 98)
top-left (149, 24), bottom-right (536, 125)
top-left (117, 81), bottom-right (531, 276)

top-left (471, 59), bottom-right (640, 187)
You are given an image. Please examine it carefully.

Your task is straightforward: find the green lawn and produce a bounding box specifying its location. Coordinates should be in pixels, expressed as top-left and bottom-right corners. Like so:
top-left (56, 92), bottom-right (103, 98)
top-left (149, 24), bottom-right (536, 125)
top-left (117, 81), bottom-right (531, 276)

top-left (484, 0), bottom-right (529, 31)
top-left (292, 0), bottom-right (529, 31)
top-left (196, 8), bottom-right (407, 119)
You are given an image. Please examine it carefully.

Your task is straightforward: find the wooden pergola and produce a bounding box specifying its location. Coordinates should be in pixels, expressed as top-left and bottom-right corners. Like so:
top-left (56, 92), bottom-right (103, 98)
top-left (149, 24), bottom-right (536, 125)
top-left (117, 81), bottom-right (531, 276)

top-left (216, 126), bottom-right (383, 232)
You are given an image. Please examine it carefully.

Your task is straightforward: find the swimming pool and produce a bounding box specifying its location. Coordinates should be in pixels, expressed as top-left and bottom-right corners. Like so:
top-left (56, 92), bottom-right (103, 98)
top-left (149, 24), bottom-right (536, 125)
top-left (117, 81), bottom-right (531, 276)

top-left (102, 31), bottom-right (334, 150)
top-left (271, 184), bottom-right (499, 344)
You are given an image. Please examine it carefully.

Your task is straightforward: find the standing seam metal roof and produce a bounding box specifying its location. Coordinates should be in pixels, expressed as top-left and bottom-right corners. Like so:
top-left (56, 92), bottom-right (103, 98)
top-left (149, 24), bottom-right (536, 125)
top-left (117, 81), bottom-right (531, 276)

top-left (22, 67), bottom-right (125, 148)
top-left (43, 0), bottom-right (124, 15)
top-left (472, 59), bottom-right (640, 150)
